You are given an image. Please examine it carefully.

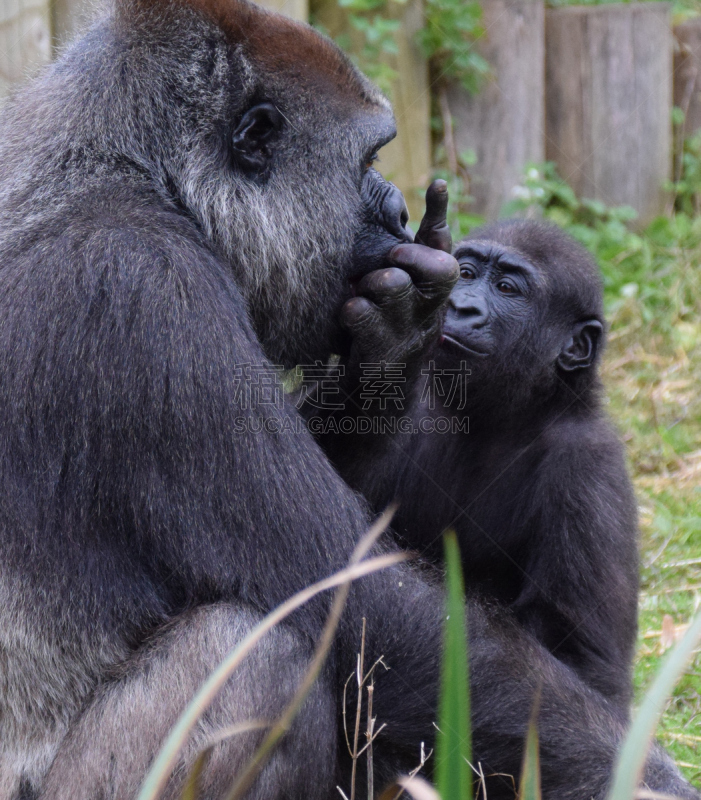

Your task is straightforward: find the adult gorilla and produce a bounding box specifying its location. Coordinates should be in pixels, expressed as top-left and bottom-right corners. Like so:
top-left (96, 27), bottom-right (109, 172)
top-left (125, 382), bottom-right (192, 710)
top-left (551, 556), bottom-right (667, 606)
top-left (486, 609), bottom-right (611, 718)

top-left (0, 2), bottom-right (693, 799)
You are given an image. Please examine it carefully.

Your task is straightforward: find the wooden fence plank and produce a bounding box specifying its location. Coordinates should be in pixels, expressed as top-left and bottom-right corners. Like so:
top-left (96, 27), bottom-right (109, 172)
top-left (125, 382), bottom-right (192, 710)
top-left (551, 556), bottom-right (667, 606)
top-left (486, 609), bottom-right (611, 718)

top-left (446, 0), bottom-right (545, 220)
top-left (255, 0), bottom-right (308, 22)
top-left (546, 3), bottom-right (672, 226)
top-left (0, 0), bottom-right (51, 99)
top-left (52, 0), bottom-right (99, 47)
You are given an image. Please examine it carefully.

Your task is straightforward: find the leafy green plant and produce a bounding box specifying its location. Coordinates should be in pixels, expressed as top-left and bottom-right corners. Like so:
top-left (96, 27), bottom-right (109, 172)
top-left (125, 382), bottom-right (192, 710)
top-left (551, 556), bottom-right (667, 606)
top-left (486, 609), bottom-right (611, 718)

top-left (338, 0), bottom-right (406, 93)
top-left (312, 0), bottom-right (488, 100)
top-left (417, 0), bottom-right (488, 94)
top-left (667, 130), bottom-right (701, 216)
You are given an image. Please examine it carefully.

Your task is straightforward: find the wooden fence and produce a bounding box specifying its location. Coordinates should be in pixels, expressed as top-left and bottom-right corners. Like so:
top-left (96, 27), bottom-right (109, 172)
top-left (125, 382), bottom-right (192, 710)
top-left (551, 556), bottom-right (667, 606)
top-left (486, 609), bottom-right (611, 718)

top-left (0, 0), bottom-right (51, 98)
top-left (546, 3), bottom-right (672, 225)
top-left (446, 0), bottom-right (544, 221)
top-left (0, 0), bottom-right (683, 225)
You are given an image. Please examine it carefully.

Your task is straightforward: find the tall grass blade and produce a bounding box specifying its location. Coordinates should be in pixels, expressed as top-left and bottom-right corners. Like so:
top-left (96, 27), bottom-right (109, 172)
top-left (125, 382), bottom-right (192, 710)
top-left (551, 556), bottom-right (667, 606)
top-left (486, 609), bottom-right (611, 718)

top-left (435, 531), bottom-right (472, 800)
top-left (179, 751), bottom-right (209, 800)
top-left (517, 692), bottom-right (541, 800)
top-left (607, 610), bottom-right (701, 800)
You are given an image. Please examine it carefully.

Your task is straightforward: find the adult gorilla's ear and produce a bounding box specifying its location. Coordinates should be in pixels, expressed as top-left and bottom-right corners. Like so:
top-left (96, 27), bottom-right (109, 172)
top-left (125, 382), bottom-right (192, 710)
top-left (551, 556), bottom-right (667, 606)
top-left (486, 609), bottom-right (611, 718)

top-left (557, 320), bottom-right (603, 372)
top-left (231, 103), bottom-right (284, 173)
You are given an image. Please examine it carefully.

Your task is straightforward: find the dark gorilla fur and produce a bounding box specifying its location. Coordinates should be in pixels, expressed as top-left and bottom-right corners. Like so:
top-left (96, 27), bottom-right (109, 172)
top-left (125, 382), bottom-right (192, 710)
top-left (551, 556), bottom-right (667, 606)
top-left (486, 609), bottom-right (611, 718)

top-left (0, 3), bottom-right (697, 799)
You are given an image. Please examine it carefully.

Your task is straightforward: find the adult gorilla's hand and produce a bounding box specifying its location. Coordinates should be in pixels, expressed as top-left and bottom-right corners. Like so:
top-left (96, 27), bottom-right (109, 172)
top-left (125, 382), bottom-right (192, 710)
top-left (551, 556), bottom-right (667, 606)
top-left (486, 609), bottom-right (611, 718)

top-left (340, 180), bottom-right (457, 369)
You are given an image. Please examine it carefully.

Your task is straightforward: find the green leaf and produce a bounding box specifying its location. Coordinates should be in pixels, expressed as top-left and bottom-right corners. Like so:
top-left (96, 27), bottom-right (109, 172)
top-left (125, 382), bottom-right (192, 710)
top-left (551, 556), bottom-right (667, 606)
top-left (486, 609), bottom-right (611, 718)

top-left (339, 0), bottom-right (386, 11)
top-left (435, 531), bottom-right (472, 800)
top-left (672, 106), bottom-right (686, 126)
top-left (517, 695), bottom-right (542, 800)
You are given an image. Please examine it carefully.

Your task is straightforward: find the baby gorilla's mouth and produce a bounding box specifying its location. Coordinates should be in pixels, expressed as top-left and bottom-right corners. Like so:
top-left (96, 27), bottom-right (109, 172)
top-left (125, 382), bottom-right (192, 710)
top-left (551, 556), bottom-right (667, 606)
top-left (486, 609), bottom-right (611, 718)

top-left (440, 333), bottom-right (489, 358)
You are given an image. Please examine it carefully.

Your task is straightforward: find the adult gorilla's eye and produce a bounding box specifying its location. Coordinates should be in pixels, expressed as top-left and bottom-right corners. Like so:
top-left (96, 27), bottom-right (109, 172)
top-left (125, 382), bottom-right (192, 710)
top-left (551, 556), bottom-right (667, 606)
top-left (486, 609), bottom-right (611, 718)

top-left (365, 153), bottom-right (379, 171)
top-left (459, 264), bottom-right (476, 280)
top-left (496, 280), bottom-right (520, 295)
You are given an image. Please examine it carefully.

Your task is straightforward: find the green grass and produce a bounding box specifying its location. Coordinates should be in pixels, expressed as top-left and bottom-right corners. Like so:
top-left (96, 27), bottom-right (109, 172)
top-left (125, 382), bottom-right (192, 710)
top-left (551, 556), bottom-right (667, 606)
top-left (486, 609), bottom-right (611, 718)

top-left (599, 215), bottom-right (701, 782)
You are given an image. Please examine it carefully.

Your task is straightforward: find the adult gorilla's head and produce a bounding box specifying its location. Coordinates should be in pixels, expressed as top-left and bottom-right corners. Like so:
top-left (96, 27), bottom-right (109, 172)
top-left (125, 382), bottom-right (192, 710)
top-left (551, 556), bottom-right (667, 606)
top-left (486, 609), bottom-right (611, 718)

top-left (437, 219), bottom-right (605, 411)
top-left (103, 0), bottom-right (412, 367)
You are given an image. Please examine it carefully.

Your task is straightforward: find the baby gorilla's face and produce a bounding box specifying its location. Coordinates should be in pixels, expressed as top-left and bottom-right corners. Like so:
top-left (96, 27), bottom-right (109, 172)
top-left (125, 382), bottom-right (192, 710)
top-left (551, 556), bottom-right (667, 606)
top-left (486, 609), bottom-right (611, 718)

top-left (433, 233), bottom-right (602, 410)
top-left (437, 239), bottom-right (543, 371)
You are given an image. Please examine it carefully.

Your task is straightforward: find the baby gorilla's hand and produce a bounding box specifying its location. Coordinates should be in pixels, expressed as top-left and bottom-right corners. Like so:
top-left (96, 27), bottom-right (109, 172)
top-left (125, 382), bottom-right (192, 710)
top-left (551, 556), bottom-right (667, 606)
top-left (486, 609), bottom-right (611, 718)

top-left (340, 180), bottom-right (457, 370)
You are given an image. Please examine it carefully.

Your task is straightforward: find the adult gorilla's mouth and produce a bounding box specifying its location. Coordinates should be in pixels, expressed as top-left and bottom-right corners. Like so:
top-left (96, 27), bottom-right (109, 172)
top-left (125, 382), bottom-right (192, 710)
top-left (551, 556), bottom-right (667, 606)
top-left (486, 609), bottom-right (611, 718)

top-left (440, 334), bottom-right (490, 358)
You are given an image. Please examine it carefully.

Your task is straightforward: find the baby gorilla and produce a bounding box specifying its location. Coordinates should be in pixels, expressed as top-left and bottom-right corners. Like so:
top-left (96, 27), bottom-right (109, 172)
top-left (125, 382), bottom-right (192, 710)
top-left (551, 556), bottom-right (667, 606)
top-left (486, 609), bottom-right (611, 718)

top-left (315, 219), bottom-right (639, 709)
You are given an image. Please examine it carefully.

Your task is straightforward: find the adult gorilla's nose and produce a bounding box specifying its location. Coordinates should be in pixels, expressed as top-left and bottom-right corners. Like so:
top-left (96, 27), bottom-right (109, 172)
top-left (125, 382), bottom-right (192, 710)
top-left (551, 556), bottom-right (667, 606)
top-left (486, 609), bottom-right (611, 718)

top-left (363, 168), bottom-right (413, 242)
top-left (381, 183), bottom-right (413, 242)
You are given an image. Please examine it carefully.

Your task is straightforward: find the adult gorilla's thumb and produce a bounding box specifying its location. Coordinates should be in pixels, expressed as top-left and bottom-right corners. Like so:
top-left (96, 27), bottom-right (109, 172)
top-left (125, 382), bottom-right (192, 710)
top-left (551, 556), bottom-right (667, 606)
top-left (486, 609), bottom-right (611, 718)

top-left (415, 180), bottom-right (452, 253)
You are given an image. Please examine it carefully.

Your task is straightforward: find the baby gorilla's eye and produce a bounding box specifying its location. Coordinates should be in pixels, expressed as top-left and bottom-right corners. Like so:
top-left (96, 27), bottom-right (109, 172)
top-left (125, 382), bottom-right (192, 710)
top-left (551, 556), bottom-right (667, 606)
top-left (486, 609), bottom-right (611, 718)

top-left (459, 264), bottom-right (477, 280)
top-left (496, 280), bottom-right (520, 295)
top-left (365, 153), bottom-right (379, 171)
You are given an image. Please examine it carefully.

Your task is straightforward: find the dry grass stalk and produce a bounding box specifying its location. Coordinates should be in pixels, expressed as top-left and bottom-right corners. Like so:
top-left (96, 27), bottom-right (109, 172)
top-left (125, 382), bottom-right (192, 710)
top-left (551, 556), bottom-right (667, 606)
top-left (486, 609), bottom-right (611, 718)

top-left (339, 619), bottom-right (388, 800)
top-left (385, 743), bottom-right (433, 800)
top-left (367, 682), bottom-right (375, 800)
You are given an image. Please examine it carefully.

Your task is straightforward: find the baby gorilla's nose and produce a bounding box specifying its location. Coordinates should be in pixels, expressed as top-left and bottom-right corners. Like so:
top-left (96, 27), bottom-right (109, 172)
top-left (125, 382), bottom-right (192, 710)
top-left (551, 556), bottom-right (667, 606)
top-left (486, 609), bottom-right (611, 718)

top-left (448, 290), bottom-right (489, 329)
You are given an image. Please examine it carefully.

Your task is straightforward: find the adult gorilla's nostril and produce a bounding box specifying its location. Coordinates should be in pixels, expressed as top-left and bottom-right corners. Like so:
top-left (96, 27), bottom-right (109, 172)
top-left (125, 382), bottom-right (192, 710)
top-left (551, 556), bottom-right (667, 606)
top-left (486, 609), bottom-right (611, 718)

top-left (362, 169), bottom-right (413, 242)
top-left (382, 182), bottom-right (412, 241)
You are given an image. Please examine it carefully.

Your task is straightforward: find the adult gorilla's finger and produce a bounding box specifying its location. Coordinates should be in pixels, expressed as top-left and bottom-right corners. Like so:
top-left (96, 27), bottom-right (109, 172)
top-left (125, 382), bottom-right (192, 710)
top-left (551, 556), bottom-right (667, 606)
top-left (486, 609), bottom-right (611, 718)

top-left (388, 243), bottom-right (458, 305)
top-left (339, 296), bottom-right (379, 333)
top-left (353, 267), bottom-right (413, 307)
top-left (414, 180), bottom-right (452, 253)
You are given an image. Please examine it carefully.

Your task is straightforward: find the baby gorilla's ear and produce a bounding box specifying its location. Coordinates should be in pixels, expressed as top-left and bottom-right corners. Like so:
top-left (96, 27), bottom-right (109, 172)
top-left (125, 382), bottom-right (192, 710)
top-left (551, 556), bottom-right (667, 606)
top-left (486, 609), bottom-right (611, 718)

top-left (557, 320), bottom-right (603, 372)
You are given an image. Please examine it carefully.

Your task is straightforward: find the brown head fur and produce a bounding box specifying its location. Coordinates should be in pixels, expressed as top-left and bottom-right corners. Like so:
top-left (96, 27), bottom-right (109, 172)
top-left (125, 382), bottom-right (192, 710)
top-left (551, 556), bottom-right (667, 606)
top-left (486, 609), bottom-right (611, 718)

top-left (117, 0), bottom-right (386, 105)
